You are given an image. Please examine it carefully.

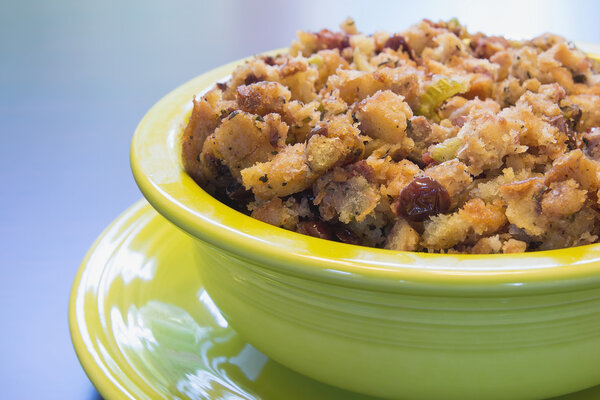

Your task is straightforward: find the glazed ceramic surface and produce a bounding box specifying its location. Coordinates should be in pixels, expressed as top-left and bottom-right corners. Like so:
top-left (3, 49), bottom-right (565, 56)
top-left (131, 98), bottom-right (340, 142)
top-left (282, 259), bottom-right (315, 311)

top-left (70, 200), bottom-right (600, 400)
top-left (129, 47), bottom-right (600, 399)
top-left (69, 200), bottom-right (374, 400)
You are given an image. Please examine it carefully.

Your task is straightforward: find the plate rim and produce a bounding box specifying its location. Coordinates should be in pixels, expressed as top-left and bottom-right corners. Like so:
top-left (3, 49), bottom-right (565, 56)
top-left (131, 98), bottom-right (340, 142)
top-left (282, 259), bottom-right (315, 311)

top-left (69, 200), bottom-right (150, 400)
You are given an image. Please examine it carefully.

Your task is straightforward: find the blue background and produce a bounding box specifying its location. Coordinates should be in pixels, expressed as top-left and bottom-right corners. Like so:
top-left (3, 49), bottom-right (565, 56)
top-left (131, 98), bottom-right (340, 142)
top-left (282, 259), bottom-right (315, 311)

top-left (1, 0), bottom-right (599, 398)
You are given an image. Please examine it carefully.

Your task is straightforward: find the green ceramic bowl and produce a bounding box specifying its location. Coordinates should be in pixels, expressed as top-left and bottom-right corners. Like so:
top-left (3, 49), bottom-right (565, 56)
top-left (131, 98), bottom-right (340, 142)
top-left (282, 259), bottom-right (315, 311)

top-left (131, 51), bottom-right (600, 400)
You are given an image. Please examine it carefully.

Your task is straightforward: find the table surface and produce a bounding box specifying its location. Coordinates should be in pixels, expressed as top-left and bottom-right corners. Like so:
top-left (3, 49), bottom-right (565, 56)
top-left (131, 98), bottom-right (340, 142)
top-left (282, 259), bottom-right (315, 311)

top-left (2, 1), bottom-right (600, 398)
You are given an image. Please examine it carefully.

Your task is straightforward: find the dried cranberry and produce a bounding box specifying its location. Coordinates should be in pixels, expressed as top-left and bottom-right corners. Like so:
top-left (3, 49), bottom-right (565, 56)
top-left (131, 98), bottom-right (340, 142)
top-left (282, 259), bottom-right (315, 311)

top-left (262, 56), bottom-right (276, 66)
top-left (297, 221), bottom-right (333, 240)
top-left (396, 176), bottom-right (450, 221)
top-left (316, 29), bottom-right (350, 51)
top-left (382, 34), bottom-right (415, 60)
top-left (244, 74), bottom-right (262, 85)
top-left (383, 35), bottom-right (404, 51)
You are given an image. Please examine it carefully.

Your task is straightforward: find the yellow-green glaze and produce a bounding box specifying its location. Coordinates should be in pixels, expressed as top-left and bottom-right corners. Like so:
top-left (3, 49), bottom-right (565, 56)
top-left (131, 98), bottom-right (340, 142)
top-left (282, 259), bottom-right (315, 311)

top-left (69, 201), bottom-right (380, 399)
top-left (128, 47), bottom-right (600, 399)
top-left (70, 200), bottom-right (600, 400)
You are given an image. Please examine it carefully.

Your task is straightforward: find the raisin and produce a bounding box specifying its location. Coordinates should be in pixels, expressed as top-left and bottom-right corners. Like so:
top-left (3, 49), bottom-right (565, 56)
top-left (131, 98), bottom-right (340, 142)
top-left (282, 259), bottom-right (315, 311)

top-left (297, 220), bottom-right (333, 240)
top-left (396, 176), bottom-right (450, 221)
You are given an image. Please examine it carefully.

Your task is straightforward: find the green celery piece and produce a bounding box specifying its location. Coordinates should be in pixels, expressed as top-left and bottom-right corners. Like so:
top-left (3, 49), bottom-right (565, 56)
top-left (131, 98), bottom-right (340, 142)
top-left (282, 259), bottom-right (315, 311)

top-left (417, 76), bottom-right (467, 121)
top-left (430, 137), bottom-right (463, 163)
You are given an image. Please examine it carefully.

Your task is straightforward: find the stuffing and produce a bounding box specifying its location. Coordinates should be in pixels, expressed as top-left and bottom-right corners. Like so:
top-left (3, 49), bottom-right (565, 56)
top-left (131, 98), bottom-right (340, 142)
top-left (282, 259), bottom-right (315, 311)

top-left (181, 92), bottom-right (222, 184)
top-left (250, 197), bottom-right (312, 230)
top-left (200, 111), bottom-right (287, 179)
top-left (236, 82), bottom-right (291, 116)
top-left (384, 218), bottom-right (421, 251)
top-left (182, 18), bottom-right (600, 253)
top-left (356, 90), bottom-right (413, 146)
top-left (241, 143), bottom-right (315, 200)
top-left (423, 160), bottom-right (472, 201)
top-left (456, 109), bottom-right (527, 175)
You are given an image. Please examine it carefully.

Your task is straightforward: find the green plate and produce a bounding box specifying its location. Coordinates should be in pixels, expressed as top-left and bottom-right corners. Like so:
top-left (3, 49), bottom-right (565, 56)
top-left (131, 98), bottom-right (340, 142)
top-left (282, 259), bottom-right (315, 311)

top-left (69, 200), bottom-right (600, 400)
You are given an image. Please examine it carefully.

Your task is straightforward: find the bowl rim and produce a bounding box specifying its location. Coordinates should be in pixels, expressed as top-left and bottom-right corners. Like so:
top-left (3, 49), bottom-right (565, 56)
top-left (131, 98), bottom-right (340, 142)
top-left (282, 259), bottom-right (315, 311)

top-left (131, 47), bottom-right (600, 295)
